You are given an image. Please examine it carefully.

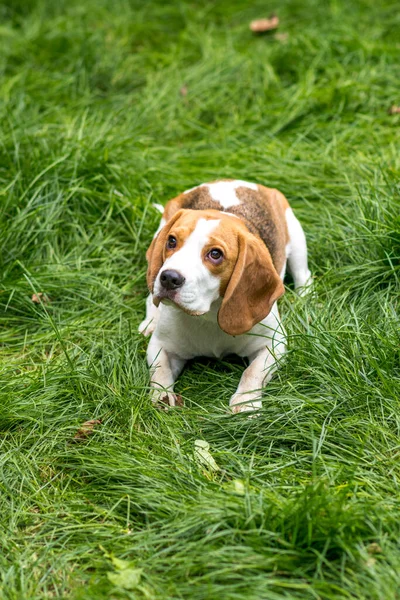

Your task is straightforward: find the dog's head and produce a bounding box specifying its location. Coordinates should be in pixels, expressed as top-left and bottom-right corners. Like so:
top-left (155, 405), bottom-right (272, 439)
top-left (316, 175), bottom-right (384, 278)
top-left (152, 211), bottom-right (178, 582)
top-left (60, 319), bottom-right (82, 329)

top-left (146, 209), bottom-right (284, 335)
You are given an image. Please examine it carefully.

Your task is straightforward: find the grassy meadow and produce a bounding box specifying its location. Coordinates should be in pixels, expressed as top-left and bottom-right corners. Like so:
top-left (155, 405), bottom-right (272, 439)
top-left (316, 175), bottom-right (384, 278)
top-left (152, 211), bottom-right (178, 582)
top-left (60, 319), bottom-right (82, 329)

top-left (0, 0), bottom-right (399, 598)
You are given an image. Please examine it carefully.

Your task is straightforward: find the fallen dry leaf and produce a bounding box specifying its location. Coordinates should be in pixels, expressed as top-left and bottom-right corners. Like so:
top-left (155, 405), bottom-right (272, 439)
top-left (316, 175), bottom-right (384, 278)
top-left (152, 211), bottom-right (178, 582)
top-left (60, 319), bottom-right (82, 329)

top-left (157, 394), bottom-right (183, 409)
top-left (366, 542), bottom-right (382, 554)
top-left (74, 419), bottom-right (102, 441)
top-left (102, 549), bottom-right (143, 591)
top-left (194, 439), bottom-right (220, 472)
top-left (388, 105), bottom-right (400, 115)
top-left (31, 293), bottom-right (50, 304)
top-left (250, 15), bottom-right (279, 33)
top-left (175, 394), bottom-right (184, 407)
top-left (158, 395), bottom-right (170, 410)
top-left (225, 479), bottom-right (246, 495)
top-left (108, 568), bottom-right (142, 590)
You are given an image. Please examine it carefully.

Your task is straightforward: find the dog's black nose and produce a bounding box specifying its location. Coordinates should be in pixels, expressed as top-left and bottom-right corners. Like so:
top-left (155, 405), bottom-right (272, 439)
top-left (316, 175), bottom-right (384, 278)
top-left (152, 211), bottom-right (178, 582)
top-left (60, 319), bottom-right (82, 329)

top-left (160, 270), bottom-right (185, 290)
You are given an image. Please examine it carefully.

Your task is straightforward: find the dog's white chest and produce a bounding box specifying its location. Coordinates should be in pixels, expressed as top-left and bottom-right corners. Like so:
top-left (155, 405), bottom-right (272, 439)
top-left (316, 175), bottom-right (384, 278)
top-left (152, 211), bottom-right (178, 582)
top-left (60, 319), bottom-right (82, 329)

top-left (153, 302), bottom-right (282, 360)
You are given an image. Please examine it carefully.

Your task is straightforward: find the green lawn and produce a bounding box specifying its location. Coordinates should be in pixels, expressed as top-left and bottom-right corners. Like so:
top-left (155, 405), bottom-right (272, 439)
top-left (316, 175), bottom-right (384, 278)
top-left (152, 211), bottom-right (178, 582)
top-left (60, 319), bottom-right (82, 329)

top-left (0, 0), bottom-right (399, 598)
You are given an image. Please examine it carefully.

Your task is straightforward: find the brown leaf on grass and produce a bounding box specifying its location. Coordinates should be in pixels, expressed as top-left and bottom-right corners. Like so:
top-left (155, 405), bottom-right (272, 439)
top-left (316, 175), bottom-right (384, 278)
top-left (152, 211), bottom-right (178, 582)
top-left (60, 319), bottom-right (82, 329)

top-left (74, 419), bottom-right (102, 441)
top-left (250, 15), bottom-right (279, 33)
top-left (158, 394), bottom-right (184, 409)
top-left (175, 394), bottom-right (184, 407)
top-left (159, 395), bottom-right (170, 409)
top-left (31, 293), bottom-right (50, 304)
top-left (388, 105), bottom-right (400, 115)
top-left (180, 85), bottom-right (188, 97)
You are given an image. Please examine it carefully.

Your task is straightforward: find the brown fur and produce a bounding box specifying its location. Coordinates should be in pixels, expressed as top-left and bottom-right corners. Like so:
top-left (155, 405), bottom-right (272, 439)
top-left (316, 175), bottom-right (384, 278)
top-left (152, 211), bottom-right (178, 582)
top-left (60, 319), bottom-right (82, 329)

top-left (232, 186), bottom-right (288, 275)
top-left (161, 181), bottom-right (289, 274)
top-left (215, 218), bottom-right (285, 336)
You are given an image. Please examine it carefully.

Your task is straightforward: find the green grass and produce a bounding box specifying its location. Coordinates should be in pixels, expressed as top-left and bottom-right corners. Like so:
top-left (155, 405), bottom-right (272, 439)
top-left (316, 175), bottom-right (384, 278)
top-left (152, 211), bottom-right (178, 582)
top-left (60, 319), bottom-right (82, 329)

top-left (0, 0), bottom-right (399, 597)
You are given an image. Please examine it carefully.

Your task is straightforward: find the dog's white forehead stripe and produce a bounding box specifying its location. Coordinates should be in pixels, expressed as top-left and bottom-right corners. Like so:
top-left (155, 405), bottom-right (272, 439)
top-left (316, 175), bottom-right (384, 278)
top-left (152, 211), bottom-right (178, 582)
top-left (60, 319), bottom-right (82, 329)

top-left (162, 218), bottom-right (220, 270)
top-left (180, 217), bottom-right (220, 253)
top-left (183, 180), bottom-right (257, 209)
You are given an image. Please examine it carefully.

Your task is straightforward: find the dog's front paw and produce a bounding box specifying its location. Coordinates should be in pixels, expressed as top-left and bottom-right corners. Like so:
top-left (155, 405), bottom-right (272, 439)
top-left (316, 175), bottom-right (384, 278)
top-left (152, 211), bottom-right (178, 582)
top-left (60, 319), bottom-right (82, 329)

top-left (229, 391), bottom-right (261, 415)
top-left (138, 317), bottom-right (157, 336)
top-left (150, 388), bottom-right (183, 410)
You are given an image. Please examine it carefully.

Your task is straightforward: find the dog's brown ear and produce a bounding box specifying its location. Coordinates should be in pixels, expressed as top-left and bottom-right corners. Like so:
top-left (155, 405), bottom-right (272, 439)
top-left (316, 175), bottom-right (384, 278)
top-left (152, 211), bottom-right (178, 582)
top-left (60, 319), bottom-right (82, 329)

top-left (146, 210), bottom-right (185, 291)
top-left (218, 232), bottom-right (284, 336)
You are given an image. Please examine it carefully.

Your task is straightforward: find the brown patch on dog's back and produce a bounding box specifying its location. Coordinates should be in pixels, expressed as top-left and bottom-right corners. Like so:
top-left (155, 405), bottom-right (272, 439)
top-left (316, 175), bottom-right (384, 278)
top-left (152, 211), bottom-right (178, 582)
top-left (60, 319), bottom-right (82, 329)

top-left (163, 186), bottom-right (221, 220)
top-left (229, 186), bottom-right (288, 274)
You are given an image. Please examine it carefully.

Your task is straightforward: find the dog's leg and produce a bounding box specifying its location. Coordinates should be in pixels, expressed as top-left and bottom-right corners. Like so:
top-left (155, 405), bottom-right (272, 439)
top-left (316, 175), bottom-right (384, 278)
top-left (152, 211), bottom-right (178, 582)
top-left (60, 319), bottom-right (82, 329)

top-left (138, 294), bottom-right (159, 336)
top-left (285, 208), bottom-right (312, 295)
top-left (230, 314), bottom-right (286, 415)
top-left (147, 334), bottom-right (186, 407)
top-left (229, 347), bottom-right (280, 414)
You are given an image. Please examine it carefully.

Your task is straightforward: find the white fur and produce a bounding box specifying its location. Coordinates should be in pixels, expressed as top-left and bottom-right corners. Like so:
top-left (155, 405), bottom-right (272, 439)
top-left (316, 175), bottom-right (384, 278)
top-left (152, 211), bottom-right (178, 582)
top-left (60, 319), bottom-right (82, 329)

top-left (207, 180), bottom-right (257, 208)
top-left (153, 218), bottom-right (221, 315)
top-left (138, 293), bottom-right (159, 336)
top-left (153, 203), bottom-right (164, 214)
top-left (285, 208), bottom-right (312, 294)
top-left (183, 180), bottom-right (258, 209)
top-left (151, 300), bottom-right (285, 361)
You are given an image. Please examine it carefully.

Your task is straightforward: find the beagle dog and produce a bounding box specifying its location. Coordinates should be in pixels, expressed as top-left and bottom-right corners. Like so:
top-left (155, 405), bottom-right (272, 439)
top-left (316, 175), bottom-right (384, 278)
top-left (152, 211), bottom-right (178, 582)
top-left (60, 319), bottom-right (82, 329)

top-left (139, 180), bottom-right (311, 413)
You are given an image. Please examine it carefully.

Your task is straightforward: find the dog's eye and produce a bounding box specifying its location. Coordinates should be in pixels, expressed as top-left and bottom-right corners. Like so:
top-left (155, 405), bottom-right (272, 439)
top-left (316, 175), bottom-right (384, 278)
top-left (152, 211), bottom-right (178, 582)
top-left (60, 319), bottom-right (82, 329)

top-left (166, 236), bottom-right (177, 249)
top-left (207, 248), bottom-right (223, 263)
